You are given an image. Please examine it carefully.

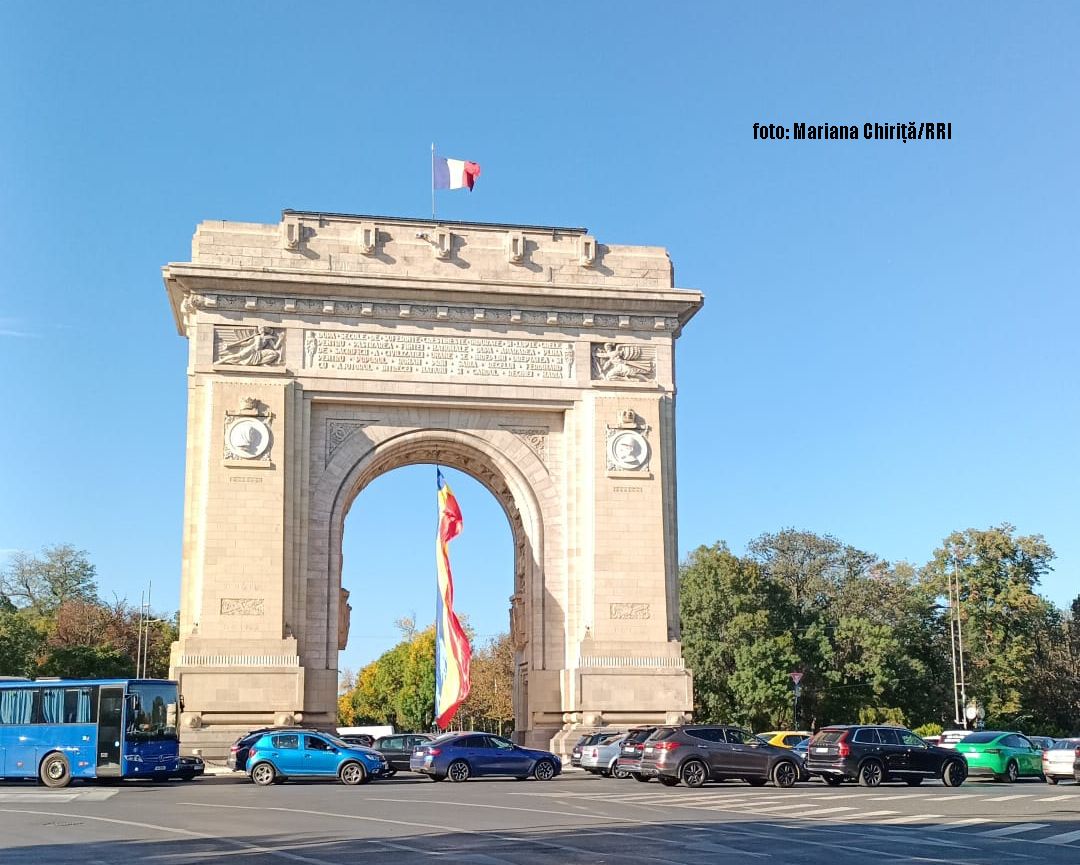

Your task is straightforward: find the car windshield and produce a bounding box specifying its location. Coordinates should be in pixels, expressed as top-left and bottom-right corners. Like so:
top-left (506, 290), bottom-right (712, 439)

top-left (813, 730), bottom-right (845, 744)
top-left (126, 682), bottom-right (179, 742)
top-left (1051, 739), bottom-right (1080, 749)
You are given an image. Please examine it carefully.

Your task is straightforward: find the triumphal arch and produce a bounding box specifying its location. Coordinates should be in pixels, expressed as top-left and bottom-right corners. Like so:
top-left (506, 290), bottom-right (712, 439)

top-left (163, 210), bottom-right (703, 755)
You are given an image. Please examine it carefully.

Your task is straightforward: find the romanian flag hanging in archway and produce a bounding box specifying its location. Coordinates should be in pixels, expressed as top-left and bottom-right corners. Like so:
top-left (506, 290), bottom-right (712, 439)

top-left (435, 469), bottom-right (471, 729)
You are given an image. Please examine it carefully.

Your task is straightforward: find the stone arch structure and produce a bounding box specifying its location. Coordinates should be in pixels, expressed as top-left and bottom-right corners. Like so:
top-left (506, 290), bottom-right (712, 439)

top-left (164, 211), bottom-right (703, 756)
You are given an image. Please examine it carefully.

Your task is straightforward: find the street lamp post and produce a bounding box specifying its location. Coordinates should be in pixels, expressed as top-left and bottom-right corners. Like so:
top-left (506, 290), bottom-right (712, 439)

top-left (948, 552), bottom-right (968, 728)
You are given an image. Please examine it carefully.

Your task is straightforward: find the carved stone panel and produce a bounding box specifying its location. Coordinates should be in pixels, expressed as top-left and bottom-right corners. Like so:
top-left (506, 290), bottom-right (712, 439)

top-left (220, 598), bottom-right (266, 616)
top-left (215, 326), bottom-right (284, 366)
top-left (610, 602), bottom-right (651, 620)
top-left (506, 427), bottom-right (549, 463)
top-left (305, 330), bottom-right (575, 380)
top-left (591, 342), bottom-right (655, 382)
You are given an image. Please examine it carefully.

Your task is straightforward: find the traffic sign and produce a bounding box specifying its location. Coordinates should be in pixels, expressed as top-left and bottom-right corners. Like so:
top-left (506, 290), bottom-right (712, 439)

top-left (790, 671), bottom-right (803, 685)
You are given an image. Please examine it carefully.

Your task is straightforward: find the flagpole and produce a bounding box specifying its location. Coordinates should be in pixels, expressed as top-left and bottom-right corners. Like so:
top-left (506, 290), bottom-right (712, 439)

top-left (431, 143), bottom-right (436, 221)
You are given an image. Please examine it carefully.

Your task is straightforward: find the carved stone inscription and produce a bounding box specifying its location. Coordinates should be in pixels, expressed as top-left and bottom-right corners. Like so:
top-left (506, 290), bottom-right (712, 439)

top-left (305, 331), bottom-right (574, 380)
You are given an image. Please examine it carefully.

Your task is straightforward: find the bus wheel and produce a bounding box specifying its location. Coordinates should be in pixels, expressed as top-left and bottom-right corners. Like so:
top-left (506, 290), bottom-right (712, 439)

top-left (40, 753), bottom-right (72, 789)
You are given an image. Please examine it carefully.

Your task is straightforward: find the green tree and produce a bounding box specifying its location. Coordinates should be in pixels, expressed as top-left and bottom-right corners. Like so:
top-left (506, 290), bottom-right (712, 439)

top-left (923, 525), bottom-right (1056, 727)
top-left (0, 608), bottom-right (46, 677)
top-left (1, 545), bottom-right (98, 613)
top-left (396, 627), bottom-right (436, 730)
top-left (37, 645), bottom-right (134, 678)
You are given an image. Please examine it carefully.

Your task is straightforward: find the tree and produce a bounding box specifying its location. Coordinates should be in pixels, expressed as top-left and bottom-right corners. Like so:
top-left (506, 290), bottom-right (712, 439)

top-left (1, 545), bottom-right (98, 613)
top-left (459, 633), bottom-right (515, 733)
top-left (396, 627), bottom-right (436, 730)
top-left (923, 525), bottom-right (1057, 728)
top-left (0, 608), bottom-right (45, 677)
top-left (37, 645), bottom-right (134, 678)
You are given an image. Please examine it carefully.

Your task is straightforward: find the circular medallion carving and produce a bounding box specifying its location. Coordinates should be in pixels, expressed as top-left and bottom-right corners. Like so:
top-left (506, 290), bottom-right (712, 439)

top-left (226, 418), bottom-right (271, 459)
top-left (608, 430), bottom-right (649, 470)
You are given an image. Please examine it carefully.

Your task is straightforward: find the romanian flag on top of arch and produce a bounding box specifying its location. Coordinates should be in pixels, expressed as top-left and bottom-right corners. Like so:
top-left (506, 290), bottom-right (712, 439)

top-left (435, 469), bottom-right (472, 729)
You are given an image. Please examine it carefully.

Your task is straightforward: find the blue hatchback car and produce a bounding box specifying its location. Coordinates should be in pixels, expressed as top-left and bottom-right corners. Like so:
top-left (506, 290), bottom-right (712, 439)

top-left (409, 731), bottom-right (561, 782)
top-left (248, 731), bottom-right (388, 786)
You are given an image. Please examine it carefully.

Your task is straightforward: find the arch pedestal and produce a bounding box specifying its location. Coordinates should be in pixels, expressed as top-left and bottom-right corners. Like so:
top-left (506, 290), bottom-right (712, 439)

top-left (164, 212), bottom-right (702, 756)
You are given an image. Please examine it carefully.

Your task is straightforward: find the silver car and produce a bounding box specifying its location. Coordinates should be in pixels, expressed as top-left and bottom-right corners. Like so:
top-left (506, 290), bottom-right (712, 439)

top-left (1042, 738), bottom-right (1080, 784)
top-left (580, 732), bottom-right (630, 778)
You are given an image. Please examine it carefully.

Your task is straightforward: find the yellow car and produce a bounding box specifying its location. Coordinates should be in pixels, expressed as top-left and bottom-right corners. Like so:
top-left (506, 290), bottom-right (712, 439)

top-left (757, 730), bottom-right (812, 748)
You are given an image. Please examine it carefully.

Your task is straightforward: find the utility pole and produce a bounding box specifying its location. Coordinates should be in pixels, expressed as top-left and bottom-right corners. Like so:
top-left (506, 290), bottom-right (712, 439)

top-left (948, 552), bottom-right (968, 728)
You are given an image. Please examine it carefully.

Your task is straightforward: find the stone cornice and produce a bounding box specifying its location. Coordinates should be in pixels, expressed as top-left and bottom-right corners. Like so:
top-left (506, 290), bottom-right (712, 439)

top-left (177, 289), bottom-right (686, 338)
top-left (164, 263), bottom-right (703, 337)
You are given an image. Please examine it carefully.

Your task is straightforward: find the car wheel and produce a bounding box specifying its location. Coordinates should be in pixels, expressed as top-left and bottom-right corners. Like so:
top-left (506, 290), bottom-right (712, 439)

top-left (384, 768), bottom-right (397, 778)
top-left (942, 760), bottom-right (966, 787)
top-left (857, 760), bottom-right (884, 788)
top-left (534, 760), bottom-right (556, 781)
top-left (634, 774), bottom-right (652, 782)
top-left (448, 760), bottom-right (471, 783)
top-left (681, 759), bottom-right (708, 789)
top-left (179, 770), bottom-right (196, 782)
top-left (1004, 760), bottom-right (1019, 784)
top-left (251, 762), bottom-right (276, 787)
top-left (1046, 775), bottom-right (1058, 785)
top-left (904, 777), bottom-right (923, 786)
top-left (339, 761), bottom-right (368, 786)
top-left (39, 753), bottom-right (72, 789)
top-left (773, 761), bottom-right (797, 789)
top-left (659, 776), bottom-right (680, 787)
top-left (430, 774), bottom-right (444, 782)
top-left (824, 776), bottom-right (844, 786)
top-left (613, 763), bottom-right (631, 780)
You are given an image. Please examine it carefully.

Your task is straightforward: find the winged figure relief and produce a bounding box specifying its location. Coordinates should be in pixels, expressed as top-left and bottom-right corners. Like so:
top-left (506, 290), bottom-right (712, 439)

top-left (217, 326), bottom-right (283, 366)
top-left (592, 342), bottom-right (654, 381)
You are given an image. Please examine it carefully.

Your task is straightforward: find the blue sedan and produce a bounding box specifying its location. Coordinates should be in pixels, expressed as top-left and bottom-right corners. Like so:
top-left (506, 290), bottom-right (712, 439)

top-left (410, 732), bottom-right (561, 782)
top-left (248, 731), bottom-right (388, 785)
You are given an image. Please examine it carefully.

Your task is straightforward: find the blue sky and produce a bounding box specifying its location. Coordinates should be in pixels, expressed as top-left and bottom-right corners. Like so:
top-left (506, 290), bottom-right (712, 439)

top-left (1, 3), bottom-right (1077, 675)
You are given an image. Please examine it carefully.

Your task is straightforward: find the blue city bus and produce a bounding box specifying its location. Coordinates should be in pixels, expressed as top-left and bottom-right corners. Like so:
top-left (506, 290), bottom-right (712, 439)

top-left (0, 677), bottom-right (182, 787)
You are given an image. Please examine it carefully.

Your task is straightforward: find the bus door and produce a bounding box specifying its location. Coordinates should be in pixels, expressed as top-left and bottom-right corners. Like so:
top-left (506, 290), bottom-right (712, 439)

top-left (96, 686), bottom-right (123, 776)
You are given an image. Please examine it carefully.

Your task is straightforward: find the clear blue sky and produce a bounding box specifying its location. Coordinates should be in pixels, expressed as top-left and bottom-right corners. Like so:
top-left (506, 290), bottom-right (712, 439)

top-left (2, 3), bottom-right (1077, 675)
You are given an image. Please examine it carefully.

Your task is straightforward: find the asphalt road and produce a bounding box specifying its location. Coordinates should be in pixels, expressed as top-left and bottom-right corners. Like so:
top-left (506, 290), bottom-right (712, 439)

top-left (1, 771), bottom-right (1078, 864)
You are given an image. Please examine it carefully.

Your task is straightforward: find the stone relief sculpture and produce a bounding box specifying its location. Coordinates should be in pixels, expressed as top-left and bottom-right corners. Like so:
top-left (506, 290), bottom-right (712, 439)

top-left (216, 326), bottom-right (284, 366)
top-left (509, 593), bottom-right (527, 651)
top-left (338, 587), bottom-right (352, 650)
top-left (591, 342), bottom-right (654, 381)
top-left (610, 602), bottom-right (651, 620)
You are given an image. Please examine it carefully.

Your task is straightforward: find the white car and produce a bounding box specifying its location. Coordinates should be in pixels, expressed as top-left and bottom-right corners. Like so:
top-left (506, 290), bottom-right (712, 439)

top-left (1042, 738), bottom-right (1080, 784)
top-left (580, 732), bottom-right (630, 777)
top-left (938, 729), bottom-right (971, 749)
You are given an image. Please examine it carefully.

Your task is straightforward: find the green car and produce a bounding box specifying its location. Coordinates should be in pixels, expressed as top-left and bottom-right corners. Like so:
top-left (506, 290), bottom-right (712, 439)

top-left (954, 731), bottom-right (1044, 782)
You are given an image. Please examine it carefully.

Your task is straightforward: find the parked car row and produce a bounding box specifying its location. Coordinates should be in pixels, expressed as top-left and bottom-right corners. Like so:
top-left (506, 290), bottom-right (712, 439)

top-left (225, 723), bottom-right (1080, 789)
top-left (227, 727), bottom-right (561, 786)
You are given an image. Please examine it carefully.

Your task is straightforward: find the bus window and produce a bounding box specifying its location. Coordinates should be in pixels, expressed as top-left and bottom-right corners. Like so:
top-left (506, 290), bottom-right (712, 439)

top-left (0, 688), bottom-right (34, 724)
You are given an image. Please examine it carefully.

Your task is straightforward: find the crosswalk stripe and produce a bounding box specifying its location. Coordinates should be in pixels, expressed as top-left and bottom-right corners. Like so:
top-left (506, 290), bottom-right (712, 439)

top-left (983, 794), bottom-right (1034, 802)
top-left (869, 794), bottom-right (920, 801)
top-left (1036, 794), bottom-right (1075, 802)
top-left (832, 810), bottom-right (898, 819)
top-left (926, 818), bottom-right (990, 831)
top-left (750, 803), bottom-right (813, 812)
top-left (923, 795), bottom-right (966, 802)
top-left (1035, 828), bottom-right (1080, 846)
top-left (796, 806), bottom-right (857, 816)
top-left (879, 813), bottom-right (942, 824)
top-left (977, 823), bottom-right (1049, 837)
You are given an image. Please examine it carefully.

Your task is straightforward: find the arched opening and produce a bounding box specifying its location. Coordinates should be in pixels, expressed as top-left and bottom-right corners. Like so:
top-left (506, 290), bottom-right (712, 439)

top-left (337, 464), bottom-right (516, 734)
top-left (308, 425), bottom-right (555, 744)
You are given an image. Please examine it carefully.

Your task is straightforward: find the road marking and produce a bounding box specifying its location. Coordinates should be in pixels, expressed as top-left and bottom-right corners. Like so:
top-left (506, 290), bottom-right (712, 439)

top-left (977, 823), bottom-right (1049, 837)
top-left (923, 795), bottom-right (968, 802)
top-left (749, 803), bottom-right (815, 812)
top-left (795, 806), bottom-right (856, 816)
top-left (879, 813), bottom-right (942, 824)
top-left (868, 794), bottom-right (922, 801)
top-left (1036, 794), bottom-right (1075, 802)
top-left (983, 794), bottom-right (1034, 802)
top-left (0, 808), bottom-right (336, 864)
top-left (0, 793), bottom-right (79, 802)
top-left (1034, 828), bottom-right (1080, 845)
top-left (926, 818), bottom-right (991, 831)
top-left (831, 810), bottom-right (898, 819)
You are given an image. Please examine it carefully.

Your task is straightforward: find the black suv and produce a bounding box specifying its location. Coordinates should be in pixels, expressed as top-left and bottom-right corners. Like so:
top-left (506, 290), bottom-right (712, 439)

top-left (805, 725), bottom-right (967, 788)
top-left (374, 733), bottom-right (434, 775)
top-left (638, 725), bottom-right (803, 788)
top-left (614, 727), bottom-right (659, 781)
